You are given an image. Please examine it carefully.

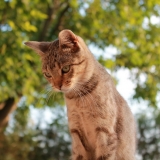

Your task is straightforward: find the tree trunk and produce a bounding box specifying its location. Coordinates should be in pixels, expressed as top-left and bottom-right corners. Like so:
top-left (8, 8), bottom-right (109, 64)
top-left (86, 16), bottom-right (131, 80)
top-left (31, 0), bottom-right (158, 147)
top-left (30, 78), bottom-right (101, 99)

top-left (0, 97), bottom-right (17, 131)
top-left (0, 0), bottom-right (70, 131)
top-left (39, 0), bottom-right (70, 41)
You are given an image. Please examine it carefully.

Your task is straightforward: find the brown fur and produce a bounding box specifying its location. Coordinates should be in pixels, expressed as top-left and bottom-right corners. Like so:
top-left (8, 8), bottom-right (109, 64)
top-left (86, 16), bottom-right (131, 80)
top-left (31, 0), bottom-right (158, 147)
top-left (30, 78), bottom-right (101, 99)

top-left (25, 30), bottom-right (136, 160)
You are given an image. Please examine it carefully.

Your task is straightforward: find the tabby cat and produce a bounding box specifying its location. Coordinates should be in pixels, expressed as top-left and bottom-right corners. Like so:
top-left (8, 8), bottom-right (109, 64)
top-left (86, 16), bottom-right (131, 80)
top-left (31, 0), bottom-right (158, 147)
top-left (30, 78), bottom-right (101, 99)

top-left (25, 30), bottom-right (136, 160)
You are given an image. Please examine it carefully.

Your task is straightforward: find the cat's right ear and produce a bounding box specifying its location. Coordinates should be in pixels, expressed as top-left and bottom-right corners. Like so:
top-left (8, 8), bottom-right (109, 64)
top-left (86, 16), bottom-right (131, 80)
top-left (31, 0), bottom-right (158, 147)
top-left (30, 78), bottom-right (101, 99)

top-left (24, 41), bottom-right (50, 56)
top-left (58, 30), bottom-right (79, 52)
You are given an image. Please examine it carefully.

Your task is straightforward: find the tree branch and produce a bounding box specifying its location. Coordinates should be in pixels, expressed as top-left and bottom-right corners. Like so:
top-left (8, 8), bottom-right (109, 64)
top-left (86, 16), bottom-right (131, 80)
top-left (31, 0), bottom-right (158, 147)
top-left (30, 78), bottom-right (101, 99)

top-left (38, 4), bottom-right (55, 41)
top-left (0, 1), bottom-right (10, 25)
top-left (38, 1), bottom-right (70, 41)
top-left (0, 97), bottom-right (17, 129)
top-left (38, 0), bottom-right (62, 41)
top-left (48, 3), bottom-right (70, 40)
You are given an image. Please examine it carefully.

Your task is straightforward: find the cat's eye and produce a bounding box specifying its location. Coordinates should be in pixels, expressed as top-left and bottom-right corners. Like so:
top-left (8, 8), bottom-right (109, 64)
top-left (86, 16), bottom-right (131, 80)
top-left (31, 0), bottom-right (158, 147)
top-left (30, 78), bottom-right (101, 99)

top-left (62, 65), bottom-right (70, 73)
top-left (44, 72), bottom-right (52, 78)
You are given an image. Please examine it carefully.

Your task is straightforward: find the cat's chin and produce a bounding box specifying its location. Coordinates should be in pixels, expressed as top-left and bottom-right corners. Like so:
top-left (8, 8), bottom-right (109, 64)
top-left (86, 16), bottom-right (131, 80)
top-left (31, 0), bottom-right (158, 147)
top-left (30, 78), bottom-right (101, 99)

top-left (61, 87), bottom-right (72, 93)
top-left (53, 87), bottom-right (71, 93)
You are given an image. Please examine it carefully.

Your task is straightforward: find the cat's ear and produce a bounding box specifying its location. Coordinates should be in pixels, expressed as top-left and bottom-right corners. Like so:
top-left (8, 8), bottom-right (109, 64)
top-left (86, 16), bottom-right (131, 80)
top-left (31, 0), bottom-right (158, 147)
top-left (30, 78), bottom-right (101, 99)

top-left (58, 30), bottom-right (79, 52)
top-left (24, 41), bottom-right (50, 56)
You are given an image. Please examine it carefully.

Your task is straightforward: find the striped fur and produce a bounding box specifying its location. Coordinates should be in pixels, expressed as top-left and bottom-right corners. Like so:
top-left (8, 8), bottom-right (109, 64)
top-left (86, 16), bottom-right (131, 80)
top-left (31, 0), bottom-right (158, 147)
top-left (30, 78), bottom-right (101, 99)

top-left (25, 30), bottom-right (136, 160)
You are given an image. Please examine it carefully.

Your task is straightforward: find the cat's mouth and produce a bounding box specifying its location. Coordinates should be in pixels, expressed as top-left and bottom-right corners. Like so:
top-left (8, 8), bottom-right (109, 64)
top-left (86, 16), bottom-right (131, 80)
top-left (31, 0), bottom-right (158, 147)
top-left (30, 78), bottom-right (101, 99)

top-left (53, 86), bottom-right (71, 93)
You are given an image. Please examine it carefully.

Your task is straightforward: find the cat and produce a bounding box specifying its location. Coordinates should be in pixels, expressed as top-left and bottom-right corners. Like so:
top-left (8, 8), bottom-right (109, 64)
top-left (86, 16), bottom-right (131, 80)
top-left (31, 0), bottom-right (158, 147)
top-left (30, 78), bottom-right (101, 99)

top-left (25, 29), bottom-right (136, 160)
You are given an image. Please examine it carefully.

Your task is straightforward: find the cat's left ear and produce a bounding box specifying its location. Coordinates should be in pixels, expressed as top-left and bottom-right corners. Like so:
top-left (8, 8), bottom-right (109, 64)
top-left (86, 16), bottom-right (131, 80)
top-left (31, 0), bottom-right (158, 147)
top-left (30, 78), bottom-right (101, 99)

top-left (24, 41), bottom-right (50, 56)
top-left (58, 30), bottom-right (79, 52)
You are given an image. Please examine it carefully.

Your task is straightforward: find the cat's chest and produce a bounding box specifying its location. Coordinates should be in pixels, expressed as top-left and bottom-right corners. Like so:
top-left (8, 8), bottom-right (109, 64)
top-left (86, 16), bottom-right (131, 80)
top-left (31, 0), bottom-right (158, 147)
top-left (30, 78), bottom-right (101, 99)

top-left (66, 101), bottom-right (97, 127)
top-left (65, 96), bottom-right (99, 122)
top-left (68, 107), bottom-right (97, 145)
top-left (65, 97), bottom-right (101, 142)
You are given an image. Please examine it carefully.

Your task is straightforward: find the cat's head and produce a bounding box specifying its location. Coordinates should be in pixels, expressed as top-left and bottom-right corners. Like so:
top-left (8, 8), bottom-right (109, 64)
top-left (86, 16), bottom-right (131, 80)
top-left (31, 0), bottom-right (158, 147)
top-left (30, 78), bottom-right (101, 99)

top-left (25, 30), bottom-right (95, 93)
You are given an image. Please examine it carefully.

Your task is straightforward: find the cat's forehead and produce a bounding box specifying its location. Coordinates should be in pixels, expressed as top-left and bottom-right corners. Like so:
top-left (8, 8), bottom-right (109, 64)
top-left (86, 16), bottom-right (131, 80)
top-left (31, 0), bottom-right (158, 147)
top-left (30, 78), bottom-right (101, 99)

top-left (48, 39), bottom-right (59, 55)
top-left (42, 40), bottom-right (73, 69)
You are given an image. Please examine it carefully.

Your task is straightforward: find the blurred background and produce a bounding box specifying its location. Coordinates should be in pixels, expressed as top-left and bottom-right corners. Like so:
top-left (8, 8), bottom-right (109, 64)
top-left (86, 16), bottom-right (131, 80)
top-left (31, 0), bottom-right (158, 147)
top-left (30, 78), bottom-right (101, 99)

top-left (0, 0), bottom-right (160, 159)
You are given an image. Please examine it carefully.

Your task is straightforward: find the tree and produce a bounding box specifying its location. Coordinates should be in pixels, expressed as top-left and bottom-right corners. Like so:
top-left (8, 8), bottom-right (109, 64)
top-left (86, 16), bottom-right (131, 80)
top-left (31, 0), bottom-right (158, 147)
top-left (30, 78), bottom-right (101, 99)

top-left (136, 108), bottom-right (160, 159)
top-left (0, 105), bottom-right (71, 160)
top-left (1, 0), bottom-right (160, 159)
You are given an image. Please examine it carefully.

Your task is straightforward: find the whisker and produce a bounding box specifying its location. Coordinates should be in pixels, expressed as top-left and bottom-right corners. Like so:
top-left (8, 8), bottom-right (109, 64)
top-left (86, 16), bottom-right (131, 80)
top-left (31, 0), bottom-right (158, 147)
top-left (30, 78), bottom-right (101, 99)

top-left (38, 84), bottom-right (57, 105)
top-left (72, 87), bottom-right (86, 108)
top-left (71, 84), bottom-right (90, 112)
top-left (75, 82), bottom-right (100, 110)
top-left (46, 90), bottom-right (56, 104)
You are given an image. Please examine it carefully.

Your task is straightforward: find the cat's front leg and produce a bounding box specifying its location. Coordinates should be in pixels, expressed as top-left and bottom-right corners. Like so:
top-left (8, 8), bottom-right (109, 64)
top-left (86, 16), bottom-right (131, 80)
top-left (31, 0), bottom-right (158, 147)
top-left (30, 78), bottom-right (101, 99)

top-left (70, 129), bottom-right (88, 160)
top-left (95, 127), bottom-right (117, 160)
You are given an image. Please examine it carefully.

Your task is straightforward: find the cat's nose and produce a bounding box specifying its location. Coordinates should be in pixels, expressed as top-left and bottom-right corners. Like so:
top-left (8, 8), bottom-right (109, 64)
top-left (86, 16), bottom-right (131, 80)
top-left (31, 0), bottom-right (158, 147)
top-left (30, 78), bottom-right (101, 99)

top-left (53, 78), bottom-right (62, 90)
top-left (55, 84), bottom-right (62, 90)
top-left (58, 84), bottom-right (62, 90)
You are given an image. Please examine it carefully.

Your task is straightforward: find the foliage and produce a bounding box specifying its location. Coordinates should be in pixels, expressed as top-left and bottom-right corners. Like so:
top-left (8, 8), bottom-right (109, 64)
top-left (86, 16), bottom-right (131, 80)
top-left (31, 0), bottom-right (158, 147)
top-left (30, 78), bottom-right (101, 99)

top-left (136, 108), bottom-right (160, 159)
top-left (0, 0), bottom-right (160, 159)
top-left (0, 0), bottom-right (65, 106)
top-left (1, 0), bottom-right (160, 107)
top-left (0, 106), bottom-right (71, 160)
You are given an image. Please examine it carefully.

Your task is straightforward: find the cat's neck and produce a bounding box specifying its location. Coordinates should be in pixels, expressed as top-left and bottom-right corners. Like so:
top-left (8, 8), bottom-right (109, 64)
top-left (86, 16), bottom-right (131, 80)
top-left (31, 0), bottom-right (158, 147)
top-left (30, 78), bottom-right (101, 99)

top-left (64, 59), bottom-right (112, 100)
top-left (65, 73), bottom-right (99, 99)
